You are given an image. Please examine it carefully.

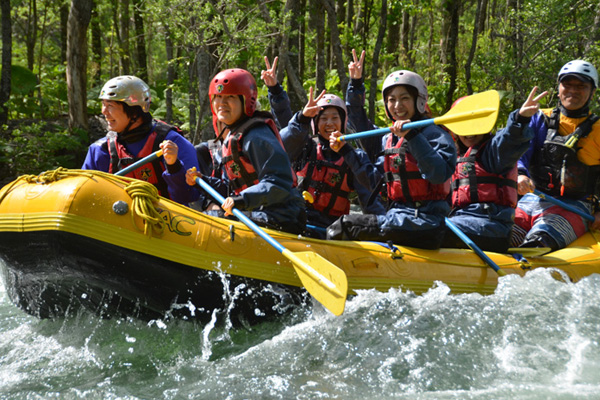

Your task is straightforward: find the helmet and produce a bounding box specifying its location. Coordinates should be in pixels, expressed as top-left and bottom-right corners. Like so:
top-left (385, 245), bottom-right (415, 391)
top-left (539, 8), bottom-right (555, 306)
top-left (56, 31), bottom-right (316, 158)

top-left (381, 70), bottom-right (428, 118)
top-left (99, 75), bottom-right (151, 113)
top-left (451, 96), bottom-right (468, 109)
top-left (313, 94), bottom-right (348, 134)
top-left (209, 69), bottom-right (258, 117)
top-left (558, 60), bottom-right (598, 88)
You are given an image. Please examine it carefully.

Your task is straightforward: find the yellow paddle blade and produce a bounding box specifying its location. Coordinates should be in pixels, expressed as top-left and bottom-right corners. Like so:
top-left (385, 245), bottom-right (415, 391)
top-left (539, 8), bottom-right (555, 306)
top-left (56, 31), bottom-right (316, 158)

top-left (435, 90), bottom-right (500, 136)
top-left (282, 249), bottom-right (348, 316)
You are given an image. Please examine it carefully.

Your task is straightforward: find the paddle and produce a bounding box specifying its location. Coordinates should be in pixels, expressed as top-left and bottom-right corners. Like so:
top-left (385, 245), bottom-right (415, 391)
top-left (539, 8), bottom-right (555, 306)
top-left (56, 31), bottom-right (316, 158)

top-left (337, 90), bottom-right (500, 142)
top-left (532, 189), bottom-right (595, 222)
top-left (195, 176), bottom-right (348, 316)
top-left (114, 149), bottom-right (163, 177)
top-left (445, 217), bottom-right (507, 276)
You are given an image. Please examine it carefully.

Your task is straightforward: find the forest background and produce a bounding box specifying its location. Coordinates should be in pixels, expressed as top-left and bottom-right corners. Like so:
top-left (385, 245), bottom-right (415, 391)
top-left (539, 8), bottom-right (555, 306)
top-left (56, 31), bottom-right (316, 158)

top-left (0, 0), bottom-right (599, 184)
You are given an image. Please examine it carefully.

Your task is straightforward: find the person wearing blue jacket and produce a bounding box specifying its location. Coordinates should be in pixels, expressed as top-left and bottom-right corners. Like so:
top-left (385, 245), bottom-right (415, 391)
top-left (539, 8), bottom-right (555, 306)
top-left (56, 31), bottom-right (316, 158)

top-left (442, 88), bottom-right (547, 253)
top-left (261, 56), bottom-right (294, 130)
top-left (82, 75), bottom-right (199, 206)
top-left (327, 66), bottom-right (457, 249)
top-left (514, 60), bottom-right (600, 250)
top-left (186, 68), bottom-right (306, 234)
top-left (344, 49), bottom-right (383, 163)
top-left (276, 87), bottom-right (385, 237)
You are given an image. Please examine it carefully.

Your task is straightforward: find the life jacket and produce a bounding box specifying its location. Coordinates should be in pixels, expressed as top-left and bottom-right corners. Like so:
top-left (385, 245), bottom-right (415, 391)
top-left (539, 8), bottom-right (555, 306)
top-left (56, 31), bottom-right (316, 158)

top-left (383, 134), bottom-right (450, 203)
top-left (451, 142), bottom-right (518, 208)
top-left (195, 140), bottom-right (223, 178)
top-left (296, 140), bottom-right (352, 217)
top-left (222, 112), bottom-right (295, 195)
top-left (530, 108), bottom-right (600, 199)
top-left (106, 120), bottom-right (179, 198)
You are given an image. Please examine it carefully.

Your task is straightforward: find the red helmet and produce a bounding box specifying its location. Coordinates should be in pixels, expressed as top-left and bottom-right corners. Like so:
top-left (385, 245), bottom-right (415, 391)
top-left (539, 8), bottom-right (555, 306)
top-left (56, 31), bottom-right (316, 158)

top-left (451, 96), bottom-right (468, 109)
top-left (209, 69), bottom-right (258, 117)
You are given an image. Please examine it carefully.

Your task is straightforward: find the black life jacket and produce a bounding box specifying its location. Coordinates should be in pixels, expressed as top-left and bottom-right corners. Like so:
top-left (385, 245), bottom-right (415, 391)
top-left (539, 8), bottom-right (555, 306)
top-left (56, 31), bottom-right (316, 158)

top-left (530, 108), bottom-right (600, 199)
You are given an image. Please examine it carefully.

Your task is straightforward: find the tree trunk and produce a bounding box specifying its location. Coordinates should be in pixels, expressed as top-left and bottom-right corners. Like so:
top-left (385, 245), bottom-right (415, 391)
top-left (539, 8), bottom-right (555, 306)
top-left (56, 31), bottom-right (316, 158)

top-left (321, 0), bottom-right (348, 92)
top-left (386, 3), bottom-right (400, 68)
top-left (401, 8), bottom-right (411, 66)
top-left (187, 47), bottom-right (197, 141)
top-left (25, 0), bottom-right (37, 71)
top-left (165, 22), bottom-right (174, 124)
top-left (66, 0), bottom-right (93, 132)
top-left (368, 0), bottom-right (386, 121)
top-left (298, 0), bottom-right (306, 80)
top-left (584, 1), bottom-right (600, 53)
top-left (465, 0), bottom-right (483, 94)
top-left (132, 0), bottom-right (147, 81)
top-left (344, 0), bottom-right (353, 54)
top-left (443, 0), bottom-right (460, 110)
top-left (119, 0), bottom-right (130, 75)
top-left (36, 1), bottom-right (49, 119)
top-left (0, 0), bottom-right (11, 126)
top-left (90, 1), bottom-right (102, 84)
top-left (195, 48), bottom-right (212, 143)
top-left (287, 0), bottom-right (305, 112)
top-left (60, 2), bottom-right (68, 65)
top-left (311, 0), bottom-right (326, 91)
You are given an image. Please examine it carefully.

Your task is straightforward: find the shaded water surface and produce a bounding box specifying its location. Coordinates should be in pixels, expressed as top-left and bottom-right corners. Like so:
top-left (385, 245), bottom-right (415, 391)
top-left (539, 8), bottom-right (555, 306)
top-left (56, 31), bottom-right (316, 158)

top-left (1, 264), bottom-right (599, 399)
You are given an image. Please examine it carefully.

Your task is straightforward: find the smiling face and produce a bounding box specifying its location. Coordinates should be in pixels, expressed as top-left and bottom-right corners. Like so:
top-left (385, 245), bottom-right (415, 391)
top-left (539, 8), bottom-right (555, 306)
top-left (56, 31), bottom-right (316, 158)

top-left (317, 107), bottom-right (343, 140)
top-left (385, 85), bottom-right (416, 121)
top-left (211, 94), bottom-right (244, 126)
top-left (558, 76), bottom-right (595, 111)
top-left (458, 134), bottom-right (486, 149)
top-left (101, 100), bottom-right (133, 133)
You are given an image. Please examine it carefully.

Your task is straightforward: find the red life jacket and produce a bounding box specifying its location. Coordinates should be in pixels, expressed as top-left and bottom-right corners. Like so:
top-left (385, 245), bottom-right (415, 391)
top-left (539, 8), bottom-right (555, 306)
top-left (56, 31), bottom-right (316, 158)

top-left (107, 121), bottom-right (175, 198)
top-left (451, 142), bottom-right (518, 208)
top-left (383, 134), bottom-right (450, 203)
top-left (221, 112), bottom-right (295, 195)
top-left (296, 141), bottom-right (352, 217)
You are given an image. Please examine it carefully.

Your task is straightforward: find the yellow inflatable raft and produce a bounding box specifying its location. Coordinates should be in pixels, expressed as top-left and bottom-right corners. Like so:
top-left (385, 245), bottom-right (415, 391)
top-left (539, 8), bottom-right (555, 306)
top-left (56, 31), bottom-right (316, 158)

top-left (0, 169), bottom-right (599, 322)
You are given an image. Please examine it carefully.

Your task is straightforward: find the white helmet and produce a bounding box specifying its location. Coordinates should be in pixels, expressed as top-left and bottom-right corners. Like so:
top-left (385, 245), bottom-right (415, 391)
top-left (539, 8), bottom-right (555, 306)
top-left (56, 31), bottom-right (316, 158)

top-left (312, 94), bottom-right (348, 134)
top-left (99, 75), bottom-right (151, 113)
top-left (381, 70), bottom-right (428, 119)
top-left (558, 60), bottom-right (598, 89)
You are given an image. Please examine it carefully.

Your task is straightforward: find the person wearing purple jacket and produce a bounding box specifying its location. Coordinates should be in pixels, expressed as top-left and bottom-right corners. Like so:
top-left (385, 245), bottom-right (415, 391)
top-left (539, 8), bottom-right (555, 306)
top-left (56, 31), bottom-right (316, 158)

top-left (82, 75), bottom-right (199, 205)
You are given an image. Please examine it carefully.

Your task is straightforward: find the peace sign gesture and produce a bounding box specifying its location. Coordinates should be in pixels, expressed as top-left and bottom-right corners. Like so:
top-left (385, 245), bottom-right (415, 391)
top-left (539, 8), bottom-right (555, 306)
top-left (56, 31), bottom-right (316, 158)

top-left (519, 86), bottom-right (548, 118)
top-left (348, 49), bottom-right (366, 80)
top-left (302, 87), bottom-right (327, 118)
top-left (261, 56), bottom-right (279, 87)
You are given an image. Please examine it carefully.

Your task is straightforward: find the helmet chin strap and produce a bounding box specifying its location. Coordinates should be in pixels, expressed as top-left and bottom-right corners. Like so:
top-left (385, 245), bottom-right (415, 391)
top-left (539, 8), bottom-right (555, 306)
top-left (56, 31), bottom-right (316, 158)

top-left (558, 99), bottom-right (590, 119)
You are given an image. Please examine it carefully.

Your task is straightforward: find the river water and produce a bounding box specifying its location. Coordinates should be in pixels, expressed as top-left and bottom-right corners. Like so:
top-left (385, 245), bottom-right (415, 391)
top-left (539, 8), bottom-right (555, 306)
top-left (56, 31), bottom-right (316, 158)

top-left (1, 262), bottom-right (599, 399)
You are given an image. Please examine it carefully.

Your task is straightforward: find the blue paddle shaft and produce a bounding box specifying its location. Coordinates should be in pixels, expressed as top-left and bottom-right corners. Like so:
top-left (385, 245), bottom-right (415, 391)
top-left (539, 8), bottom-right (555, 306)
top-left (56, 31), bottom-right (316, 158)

top-left (533, 189), bottom-right (595, 222)
top-left (339, 119), bottom-right (434, 141)
top-left (115, 150), bottom-right (161, 177)
top-left (445, 217), bottom-right (503, 274)
top-left (195, 177), bottom-right (286, 254)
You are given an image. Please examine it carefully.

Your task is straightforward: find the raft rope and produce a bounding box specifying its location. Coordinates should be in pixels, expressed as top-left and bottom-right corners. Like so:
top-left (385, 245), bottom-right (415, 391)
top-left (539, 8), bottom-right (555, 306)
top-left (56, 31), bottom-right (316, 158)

top-left (0, 168), bottom-right (165, 237)
top-left (3, 168), bottom-right (600, 265)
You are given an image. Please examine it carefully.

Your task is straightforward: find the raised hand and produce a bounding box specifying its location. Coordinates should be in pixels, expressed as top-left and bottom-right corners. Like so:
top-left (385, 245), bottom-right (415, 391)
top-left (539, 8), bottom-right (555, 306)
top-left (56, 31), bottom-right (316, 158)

top-left (348, 49), bottom-right (366, 80)
top-left (302, 87), bottom-right (327, 118)
top-left (519, 86), bottom-right (548, 118)
top-left (260, 56), bottom-right (279, 87)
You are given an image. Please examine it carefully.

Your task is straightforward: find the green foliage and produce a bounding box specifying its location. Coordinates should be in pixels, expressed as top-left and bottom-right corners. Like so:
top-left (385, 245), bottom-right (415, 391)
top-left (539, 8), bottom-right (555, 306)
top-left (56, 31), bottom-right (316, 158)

top-left (0, 122), bottom-right (87, 177)
top-left (3, 0), bottom-right (600, 173)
